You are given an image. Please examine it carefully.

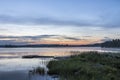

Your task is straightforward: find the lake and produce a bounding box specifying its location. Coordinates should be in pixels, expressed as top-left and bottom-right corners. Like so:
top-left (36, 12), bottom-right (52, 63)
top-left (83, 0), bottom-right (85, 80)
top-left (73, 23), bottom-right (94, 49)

top-left (0, 47), bottom-right (120, 80)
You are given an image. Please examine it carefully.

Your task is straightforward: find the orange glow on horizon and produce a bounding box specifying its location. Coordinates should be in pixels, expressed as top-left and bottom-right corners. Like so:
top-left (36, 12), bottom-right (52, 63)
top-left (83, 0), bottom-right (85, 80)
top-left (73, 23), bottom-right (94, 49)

top-left (29, 39), bottom-right (100, 45)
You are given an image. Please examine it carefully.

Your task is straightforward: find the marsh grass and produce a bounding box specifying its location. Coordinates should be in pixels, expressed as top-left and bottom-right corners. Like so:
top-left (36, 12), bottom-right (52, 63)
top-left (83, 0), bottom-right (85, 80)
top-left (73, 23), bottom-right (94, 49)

top-left (47, 51), bottom-right (120, 80)
top-left (29, 67), bottom-right (45, 75)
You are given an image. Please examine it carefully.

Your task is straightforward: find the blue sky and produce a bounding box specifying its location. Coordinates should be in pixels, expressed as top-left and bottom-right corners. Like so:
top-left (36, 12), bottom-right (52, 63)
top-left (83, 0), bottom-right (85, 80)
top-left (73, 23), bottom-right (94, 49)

top-left (0, 0), bottom-right (120, 45)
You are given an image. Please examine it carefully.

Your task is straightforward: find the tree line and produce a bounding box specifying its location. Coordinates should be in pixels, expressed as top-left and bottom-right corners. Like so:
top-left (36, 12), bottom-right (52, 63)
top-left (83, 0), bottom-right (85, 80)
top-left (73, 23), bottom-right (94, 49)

top-left (101, 39), bottom-right (120, 48)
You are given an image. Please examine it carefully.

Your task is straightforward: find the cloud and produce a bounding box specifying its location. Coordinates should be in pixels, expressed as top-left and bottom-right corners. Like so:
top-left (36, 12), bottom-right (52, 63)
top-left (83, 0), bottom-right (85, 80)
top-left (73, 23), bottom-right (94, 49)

top-left (0, 15), bottom-right (120, 27)
top-left (0, 35), bottom-right (81, 45)
top-left (0, 29), bottom-right (7, 30)
top-left (0, 40), bottom-right (29, 45)
top-left (0, 35), bottom-right (81, 41)
top-left (0, 35), bottom-right (54, 38)
top-left (0, 14), bottom-right (94, 27)
top-left (100, 37), bottom-right (112, 42)
top-left (99, 12), bottom-right (120, 28)
top-left (82, 36), bottom-right (92, 37)
top-left (61, 36), bottom-right (81, 41)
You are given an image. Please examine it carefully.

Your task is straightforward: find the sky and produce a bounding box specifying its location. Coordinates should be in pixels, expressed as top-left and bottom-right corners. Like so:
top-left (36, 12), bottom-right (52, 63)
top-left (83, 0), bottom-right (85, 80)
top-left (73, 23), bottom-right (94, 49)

top-left (0, 0), bottom-right (120, 45)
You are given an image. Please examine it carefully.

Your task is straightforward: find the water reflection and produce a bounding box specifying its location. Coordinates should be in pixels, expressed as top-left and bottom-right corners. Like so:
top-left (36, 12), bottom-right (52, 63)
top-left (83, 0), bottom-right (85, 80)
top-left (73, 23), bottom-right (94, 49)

top-left (0, 58), bottom-right (51, 71)
top-left (0, 71), bottom-right (58, 80)
top-left (0, 58), bottom-right (58, 80)
top-left (0, 47), bottom-right (120, 58)
top-left (28, 73), bottom-right (58, 80)
top-left (0, 71), bottom-right (29, 80)
top-left (0, 47), bottom-right (119, 80)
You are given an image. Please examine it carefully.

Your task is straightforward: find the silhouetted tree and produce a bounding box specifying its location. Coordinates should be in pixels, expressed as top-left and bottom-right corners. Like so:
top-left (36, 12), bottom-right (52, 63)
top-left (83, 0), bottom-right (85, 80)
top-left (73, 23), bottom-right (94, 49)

top-left (101, 39), bottom-right (120, 48)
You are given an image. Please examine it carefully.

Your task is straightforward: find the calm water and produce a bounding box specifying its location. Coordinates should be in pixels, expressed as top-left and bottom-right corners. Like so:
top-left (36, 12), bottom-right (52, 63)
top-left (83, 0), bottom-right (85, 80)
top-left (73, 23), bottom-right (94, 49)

top-left (0, 47), bottom-right (120, 80)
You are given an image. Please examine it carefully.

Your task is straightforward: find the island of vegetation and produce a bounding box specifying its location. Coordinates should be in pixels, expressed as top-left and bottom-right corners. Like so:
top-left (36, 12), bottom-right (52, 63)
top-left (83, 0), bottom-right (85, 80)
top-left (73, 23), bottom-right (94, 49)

top-left (45, 52), bottom-right (120, 80)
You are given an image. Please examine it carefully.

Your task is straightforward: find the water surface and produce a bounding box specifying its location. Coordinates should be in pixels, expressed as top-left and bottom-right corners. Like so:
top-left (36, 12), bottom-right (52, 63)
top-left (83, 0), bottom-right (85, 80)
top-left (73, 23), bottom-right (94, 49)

top-left (0, 47), bottom-right (119, 80)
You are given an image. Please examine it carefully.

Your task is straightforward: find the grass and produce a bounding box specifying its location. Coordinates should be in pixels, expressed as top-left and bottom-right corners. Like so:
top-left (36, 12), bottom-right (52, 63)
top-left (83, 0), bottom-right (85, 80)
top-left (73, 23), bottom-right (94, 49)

top-left (47, 51), bottom-right (120, 80)
top-left (29, 67), bottom-right (45, 75)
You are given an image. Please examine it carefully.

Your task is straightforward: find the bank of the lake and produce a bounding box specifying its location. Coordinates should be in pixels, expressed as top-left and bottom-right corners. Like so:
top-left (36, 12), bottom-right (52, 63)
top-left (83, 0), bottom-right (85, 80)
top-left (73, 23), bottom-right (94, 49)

top-left (47, 52), bottom-right (120, 80)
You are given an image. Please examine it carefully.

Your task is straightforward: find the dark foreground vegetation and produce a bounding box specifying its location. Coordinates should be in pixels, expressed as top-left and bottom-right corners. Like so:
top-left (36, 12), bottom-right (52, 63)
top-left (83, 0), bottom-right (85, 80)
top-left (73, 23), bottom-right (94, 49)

top-left (47, 52), bottom-right (120, 80)
top-left (101, 39), bottom-right (120, 48)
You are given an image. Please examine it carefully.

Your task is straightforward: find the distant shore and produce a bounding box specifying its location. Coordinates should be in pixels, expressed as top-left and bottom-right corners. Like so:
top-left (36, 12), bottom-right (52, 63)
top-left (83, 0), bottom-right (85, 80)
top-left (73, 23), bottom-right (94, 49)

top-left (0, 44), bottom-right (101, 48)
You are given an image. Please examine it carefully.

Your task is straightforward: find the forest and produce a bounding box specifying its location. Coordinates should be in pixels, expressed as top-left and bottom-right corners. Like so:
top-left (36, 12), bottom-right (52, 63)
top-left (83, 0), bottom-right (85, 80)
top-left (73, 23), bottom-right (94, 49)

top-left (101, 39), bottom-right (120, 48)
